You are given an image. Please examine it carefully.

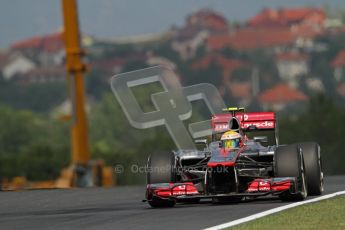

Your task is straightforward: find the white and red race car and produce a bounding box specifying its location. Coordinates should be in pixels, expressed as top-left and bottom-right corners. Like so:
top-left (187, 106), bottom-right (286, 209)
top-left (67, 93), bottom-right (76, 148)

top-left (144, 108), bottom-right (323, 207)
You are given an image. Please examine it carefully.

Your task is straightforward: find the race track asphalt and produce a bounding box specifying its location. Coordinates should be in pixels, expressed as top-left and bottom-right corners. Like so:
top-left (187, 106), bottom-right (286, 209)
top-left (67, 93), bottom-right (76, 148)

top-left (0, 175), bottom-right (344, 230)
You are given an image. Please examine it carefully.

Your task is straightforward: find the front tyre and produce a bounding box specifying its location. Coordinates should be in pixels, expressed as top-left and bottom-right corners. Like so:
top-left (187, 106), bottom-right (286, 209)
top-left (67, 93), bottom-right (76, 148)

top-left (275, 145), bottom-right (307, 201)
top-left (148, 197), bottom-right (175, 208)
top-left (147, 151), bottom-right (176, 208)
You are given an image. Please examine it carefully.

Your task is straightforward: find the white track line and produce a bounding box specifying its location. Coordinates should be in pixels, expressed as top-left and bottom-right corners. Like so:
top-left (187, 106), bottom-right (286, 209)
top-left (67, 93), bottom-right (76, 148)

top-left (204, 190), bottom-right (345, 230)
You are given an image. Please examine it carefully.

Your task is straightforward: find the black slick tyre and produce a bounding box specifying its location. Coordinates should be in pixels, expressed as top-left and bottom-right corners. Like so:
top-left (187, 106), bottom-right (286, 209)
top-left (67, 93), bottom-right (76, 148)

top-left (298, 142), bottom-right (323, 196)
top-left (275, 144), bottom-right (307, 201)
top-left (147, 151), bottom-right (176, 208)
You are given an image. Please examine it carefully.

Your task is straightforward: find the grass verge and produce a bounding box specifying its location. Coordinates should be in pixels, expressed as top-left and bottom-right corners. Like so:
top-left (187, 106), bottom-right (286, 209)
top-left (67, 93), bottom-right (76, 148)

top-left (228, 195), bottom-right (345, 230)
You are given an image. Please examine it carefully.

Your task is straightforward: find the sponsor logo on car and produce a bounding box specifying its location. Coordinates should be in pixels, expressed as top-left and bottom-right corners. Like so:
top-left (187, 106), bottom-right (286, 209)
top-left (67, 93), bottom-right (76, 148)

top-left (242, 121), bottom-right (274, 129)
top-left (214, 120), bottom-right (274, 131)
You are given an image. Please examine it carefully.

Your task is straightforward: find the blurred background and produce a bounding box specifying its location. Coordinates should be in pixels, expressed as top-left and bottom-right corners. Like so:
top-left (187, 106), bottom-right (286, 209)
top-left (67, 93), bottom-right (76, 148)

top-left (0, 0), bottom-right (345, 188)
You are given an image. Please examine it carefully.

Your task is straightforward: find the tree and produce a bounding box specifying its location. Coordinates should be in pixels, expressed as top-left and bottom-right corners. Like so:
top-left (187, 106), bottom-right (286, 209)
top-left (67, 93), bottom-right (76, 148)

top-left (231, 67), bottom-right (252, 82)
top-left (0, 80), bottom-right (67, 113)
top-left (183, 61), bottom-right (223, 88)
top-left (0, 105), bottom-right (70, 180)
top-left (279, 94), bottom-right (345, 175)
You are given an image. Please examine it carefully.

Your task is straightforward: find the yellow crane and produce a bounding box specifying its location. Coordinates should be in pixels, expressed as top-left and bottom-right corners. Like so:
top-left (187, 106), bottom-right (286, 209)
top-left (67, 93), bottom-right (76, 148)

top-left (57, 0), bottom-right (113, 187)
top-left (1, 0), bottom-right (114, 191)
top-left (62, 0), bottom-right (90, 168)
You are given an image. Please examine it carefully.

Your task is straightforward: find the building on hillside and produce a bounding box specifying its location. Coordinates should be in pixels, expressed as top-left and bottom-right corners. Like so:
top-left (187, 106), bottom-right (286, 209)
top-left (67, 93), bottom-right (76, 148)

top-left (247, 7), bottom-right (325, 30)
top-left (1, 52), bottom-right (36, 80)
top-left (258, 83), bottom-right (308, 111)
top-left (13, 66), bottom-right (65, 84)
top-left (11, 32), bottom-right (63, 52)
top-left (10, 32), bottom-right (65, 67)
top-left (172, 9), bottom-right (229, 60)
top-left (207, 7), bottom-right (327, 53)
top-left (191, 54), bottom-right (253, 104)
top-left (275, 51), bottom-right (309, 88)
top-left (191, 54), bottom-right (244, 81)
top-left (186, 9), bottom-right (229, 32)
top-left (248, 7), bottom-right (326, 50)
top-left (207, 27), bottom-right (297, 52)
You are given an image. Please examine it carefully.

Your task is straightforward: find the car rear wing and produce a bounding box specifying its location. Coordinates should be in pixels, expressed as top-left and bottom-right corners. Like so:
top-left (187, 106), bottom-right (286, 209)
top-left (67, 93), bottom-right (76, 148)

top-left (211, 112), bottom-right (276, 131)
top-left (211, 111), bottom-right (278, 145)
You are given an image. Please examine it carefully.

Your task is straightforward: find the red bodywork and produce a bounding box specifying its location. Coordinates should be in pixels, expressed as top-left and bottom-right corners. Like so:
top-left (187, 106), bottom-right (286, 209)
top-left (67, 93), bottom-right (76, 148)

top-left (146, 182), bottom-right (200, 199)
top-left (146, 178), bottom-right (294, 200)
top-left (211, 112), bottom-right (276, 132)
top-left (246, 178), bottom-right (292, 192)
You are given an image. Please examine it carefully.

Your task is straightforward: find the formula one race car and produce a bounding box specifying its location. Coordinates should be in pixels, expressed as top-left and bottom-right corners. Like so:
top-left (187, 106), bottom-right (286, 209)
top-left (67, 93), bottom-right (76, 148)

top-left (144, 108), bottom-right (324, 208)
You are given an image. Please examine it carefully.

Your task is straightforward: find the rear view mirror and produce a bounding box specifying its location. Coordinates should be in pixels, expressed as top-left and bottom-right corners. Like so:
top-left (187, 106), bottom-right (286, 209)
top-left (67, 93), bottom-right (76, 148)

top-left (254, 136), bottom-right (268, 143)
top-left (194, 139), bottom-right (209, 151)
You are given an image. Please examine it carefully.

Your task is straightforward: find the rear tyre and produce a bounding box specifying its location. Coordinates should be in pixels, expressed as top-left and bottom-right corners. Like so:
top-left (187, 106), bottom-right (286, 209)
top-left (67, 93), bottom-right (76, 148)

top-left (147, 151), bottom-right (176, 208)
top-left (299, 142), bottom-right (323, 196)
top-left (275, 145), bottom-right (307, 201)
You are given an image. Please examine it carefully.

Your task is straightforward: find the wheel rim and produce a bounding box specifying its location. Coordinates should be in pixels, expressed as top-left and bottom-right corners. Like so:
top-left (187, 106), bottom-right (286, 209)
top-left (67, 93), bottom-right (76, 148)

top-left (300, 152), bottom-right (307, 199)
top-left (320, 171), bottom-right (324, 193)
top-left (301, 168), bottom-right (307, 198)
top-left (318, 151), bottom-right (324, 193)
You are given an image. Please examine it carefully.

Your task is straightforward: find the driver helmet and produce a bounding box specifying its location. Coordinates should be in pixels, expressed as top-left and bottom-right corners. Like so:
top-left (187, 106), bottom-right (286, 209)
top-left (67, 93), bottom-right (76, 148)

top-left (221, 131), bottom-right (242, 149)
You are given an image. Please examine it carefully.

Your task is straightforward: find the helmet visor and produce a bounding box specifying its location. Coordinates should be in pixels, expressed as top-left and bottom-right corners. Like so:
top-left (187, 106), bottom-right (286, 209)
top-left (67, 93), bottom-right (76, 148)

top-left (224, 138), bottom-right (240, 149)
